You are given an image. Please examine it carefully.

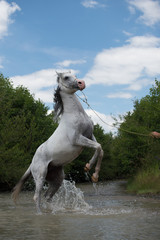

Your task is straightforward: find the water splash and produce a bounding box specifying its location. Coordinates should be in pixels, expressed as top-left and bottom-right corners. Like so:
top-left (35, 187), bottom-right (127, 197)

top-left (43, 180), bottom-right (133, 216)
top-left (92, 183), bottom-right (99, 195)
top-left (43, 180), bottom-right (91, 214)
top-left (84, 172), bottom-right (90, 181)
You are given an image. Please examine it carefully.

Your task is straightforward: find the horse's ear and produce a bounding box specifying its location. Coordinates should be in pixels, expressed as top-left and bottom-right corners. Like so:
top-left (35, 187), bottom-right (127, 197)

top-left (56, 71), bottom-right (60, 82)
top-left (56, 71), bottom-right (63, 82)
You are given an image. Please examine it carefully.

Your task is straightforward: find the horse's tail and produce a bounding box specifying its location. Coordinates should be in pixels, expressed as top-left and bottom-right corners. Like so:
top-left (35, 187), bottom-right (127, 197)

top-left (12, 165), bottom-right (31, 204)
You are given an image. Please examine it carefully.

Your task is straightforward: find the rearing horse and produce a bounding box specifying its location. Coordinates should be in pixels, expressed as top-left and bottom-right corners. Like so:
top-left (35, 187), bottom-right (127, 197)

top-left (12, 72), bottom-right (103, 213)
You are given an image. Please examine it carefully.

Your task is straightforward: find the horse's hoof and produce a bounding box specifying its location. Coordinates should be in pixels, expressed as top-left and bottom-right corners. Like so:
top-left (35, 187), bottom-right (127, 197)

top-left (91, 175), bottom-right (98, 183)
top-left (84, 163), bottom-right (90, 172)
top-left (84, 166), bottom-right (89, 172)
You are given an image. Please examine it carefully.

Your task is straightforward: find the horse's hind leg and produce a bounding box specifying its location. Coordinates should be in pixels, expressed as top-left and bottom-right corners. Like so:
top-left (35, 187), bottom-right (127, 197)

top-left (33, 178), bottom-right (45, 214)
top-left (32, 164), bottom-right (47, 214)
top-left (45, 181), bottom-right (62, 202)
top-left (45, 165), bottom-right (64, 202)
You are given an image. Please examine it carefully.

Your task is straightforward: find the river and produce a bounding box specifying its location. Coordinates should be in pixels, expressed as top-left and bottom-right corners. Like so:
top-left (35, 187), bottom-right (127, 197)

top-left (0, 180), bottom-right (160, 240)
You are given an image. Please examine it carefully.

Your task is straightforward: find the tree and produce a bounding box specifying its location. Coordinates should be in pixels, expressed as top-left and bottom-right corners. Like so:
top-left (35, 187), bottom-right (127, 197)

top-left (111, 79), bottom-right (160, 180)
top-left (0, 74), bottom-right (57, 190)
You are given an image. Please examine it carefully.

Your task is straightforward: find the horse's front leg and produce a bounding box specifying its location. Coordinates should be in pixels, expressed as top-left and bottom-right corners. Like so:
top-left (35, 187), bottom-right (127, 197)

top-left (75, 135), bottom-right (103, 182)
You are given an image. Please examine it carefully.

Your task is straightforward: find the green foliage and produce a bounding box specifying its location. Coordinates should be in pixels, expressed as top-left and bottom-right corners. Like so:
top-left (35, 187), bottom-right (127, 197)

top-left (1, 73), bottom-right (160, 194)
top-left (127, 165), bottom-right (160, 194)
top-left (0, 74), bottom-right (57, 189)
top-left (112, 79), bottom-right (160, 193)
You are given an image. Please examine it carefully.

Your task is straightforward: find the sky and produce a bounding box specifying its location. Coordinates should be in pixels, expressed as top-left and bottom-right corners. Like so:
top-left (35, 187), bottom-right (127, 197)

top-left (0, 0), bottom-right (160, 133)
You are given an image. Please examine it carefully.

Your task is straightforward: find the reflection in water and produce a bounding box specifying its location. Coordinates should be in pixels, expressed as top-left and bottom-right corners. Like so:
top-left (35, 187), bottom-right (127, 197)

top-left (0, 180), bottom-right (160, 240)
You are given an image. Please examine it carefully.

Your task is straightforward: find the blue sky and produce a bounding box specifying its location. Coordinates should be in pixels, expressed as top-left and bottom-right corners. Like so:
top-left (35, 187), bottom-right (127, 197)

top-left (0, 0), bottom-right (160, 132)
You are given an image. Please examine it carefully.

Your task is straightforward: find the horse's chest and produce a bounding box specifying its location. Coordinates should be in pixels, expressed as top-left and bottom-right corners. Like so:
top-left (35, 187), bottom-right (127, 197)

top-left (78, 113), bottom-right (93, 138)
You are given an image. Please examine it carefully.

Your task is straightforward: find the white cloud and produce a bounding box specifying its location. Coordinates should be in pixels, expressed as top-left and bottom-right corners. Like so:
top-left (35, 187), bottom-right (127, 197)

top-left (81, 0), bottom-right (98, 8)
top-left (128, 5), bottom-right (136, 14)
top-left (0, 0), bottom-right (21, 39)
top-left (127, 0), bottom-right (160, 26)
top-left (81, 0), bottom-right (106, 8)
top-left (35, 89), bottom-right (54, 103)
top-left (56, 59), bottom-right (86, 68)
top-left (127, 78), bottom-right (152, 90)
top-left (107, 92), bottom-right (133, 99)
top-left (11, 68), bottom-right (57, 92)
top-left (0, 56), bottom-right (4, 68)
top-left (85, 109), bottom-right (116, 133)
top-left (84, 35), bottom-right (160, 90)
top-left (11, 68), bottom-right (78, 103)
top-left (126, 35), bottom-right (160, 47)
top-left (123, 30), bottom-right (133, 36)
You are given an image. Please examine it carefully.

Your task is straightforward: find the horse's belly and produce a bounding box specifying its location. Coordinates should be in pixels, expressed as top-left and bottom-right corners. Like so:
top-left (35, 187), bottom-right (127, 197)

top-left (45, 137), bottom-right (83, 166)
top-left (53, 145), bottom-right (83, 165)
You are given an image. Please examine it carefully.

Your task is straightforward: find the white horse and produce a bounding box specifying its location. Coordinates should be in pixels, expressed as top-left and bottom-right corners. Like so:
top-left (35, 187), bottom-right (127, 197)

top-left (12, 72), bottom-right (103, 213)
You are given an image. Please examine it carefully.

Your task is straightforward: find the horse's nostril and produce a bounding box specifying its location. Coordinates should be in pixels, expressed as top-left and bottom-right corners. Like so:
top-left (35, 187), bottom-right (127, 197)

top-left (77, 79), bottom-right (85, 90)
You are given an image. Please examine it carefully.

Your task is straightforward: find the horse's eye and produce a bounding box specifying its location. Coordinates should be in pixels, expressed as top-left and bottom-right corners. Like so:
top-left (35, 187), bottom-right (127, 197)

top-left (64, 76), bottom-right (69, 80)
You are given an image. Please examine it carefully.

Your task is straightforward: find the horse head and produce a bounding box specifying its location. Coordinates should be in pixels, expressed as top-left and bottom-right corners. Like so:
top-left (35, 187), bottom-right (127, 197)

top-left (54, 72), bottom-right (85, 120)
top-left (56, 72), bottom-right (85, 93)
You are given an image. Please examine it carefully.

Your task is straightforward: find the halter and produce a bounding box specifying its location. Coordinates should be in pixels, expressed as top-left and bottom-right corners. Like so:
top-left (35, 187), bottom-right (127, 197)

top-left (57, 75), bottom-right (80, 91)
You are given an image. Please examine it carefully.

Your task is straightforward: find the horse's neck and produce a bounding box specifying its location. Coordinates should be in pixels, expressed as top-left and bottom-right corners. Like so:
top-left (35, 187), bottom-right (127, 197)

top-left (60, 92), bottom-right (84, 114)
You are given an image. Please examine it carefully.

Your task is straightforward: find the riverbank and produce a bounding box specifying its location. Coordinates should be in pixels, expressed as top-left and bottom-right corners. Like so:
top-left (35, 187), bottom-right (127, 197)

top-left (1, 176), bottom-right (160, 196)
top-left (127, 167), bottom-right (160, 195)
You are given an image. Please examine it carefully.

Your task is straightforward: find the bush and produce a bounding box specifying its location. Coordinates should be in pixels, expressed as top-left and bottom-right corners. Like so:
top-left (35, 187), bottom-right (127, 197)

top-left (127, 165), bottom-right (160, 194)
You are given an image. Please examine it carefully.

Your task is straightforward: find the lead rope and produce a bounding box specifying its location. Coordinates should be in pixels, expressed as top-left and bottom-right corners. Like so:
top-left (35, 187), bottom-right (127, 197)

top-left (76, 91), bottom-right (150, 138)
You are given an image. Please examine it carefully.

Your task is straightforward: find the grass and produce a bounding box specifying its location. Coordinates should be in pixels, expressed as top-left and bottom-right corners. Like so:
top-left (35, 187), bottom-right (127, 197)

top-left (127, 166), bottom-right (160, 194)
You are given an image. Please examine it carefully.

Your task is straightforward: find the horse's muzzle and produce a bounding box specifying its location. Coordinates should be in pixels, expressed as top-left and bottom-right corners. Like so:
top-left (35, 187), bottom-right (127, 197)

top-left (77, 79), bottom-right (85, 91)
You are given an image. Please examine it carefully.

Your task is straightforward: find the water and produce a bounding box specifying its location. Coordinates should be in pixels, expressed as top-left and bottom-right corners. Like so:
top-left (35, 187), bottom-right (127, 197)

top-left (0, 180), bottom-right (160, 240)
